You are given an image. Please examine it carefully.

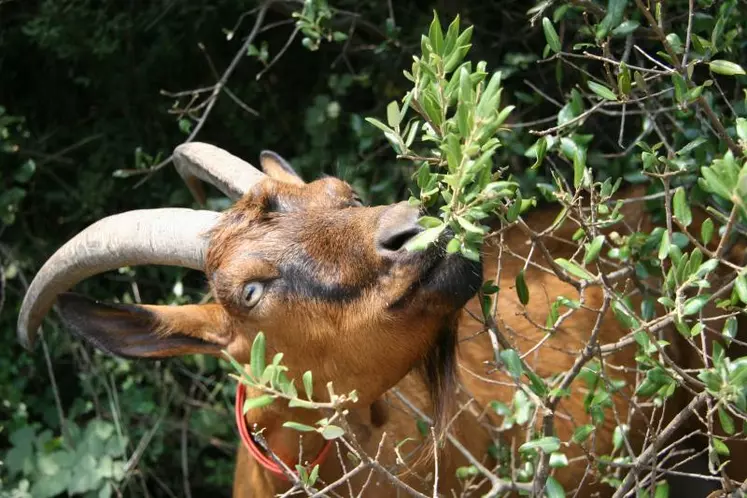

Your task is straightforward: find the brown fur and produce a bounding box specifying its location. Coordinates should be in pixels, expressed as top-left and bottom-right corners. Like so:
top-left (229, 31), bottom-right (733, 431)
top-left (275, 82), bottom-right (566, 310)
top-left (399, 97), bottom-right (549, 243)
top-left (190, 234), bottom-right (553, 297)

top-left (57, 159), bottom-right (746, 497)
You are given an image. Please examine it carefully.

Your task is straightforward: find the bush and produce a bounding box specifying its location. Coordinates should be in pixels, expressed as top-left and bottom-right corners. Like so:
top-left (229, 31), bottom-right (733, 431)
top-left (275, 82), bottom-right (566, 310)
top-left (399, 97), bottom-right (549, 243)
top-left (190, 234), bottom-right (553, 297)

top-left (1, 0), bottom-right (745, 496)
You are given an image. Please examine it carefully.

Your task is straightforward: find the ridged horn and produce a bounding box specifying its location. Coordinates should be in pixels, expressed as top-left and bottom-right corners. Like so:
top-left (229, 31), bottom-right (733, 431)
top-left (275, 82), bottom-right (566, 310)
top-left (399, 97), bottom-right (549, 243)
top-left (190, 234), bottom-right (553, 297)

top-left (173, 142), bottom-right (265, 204)
top-left (17, 208), bottom-right (221, 350)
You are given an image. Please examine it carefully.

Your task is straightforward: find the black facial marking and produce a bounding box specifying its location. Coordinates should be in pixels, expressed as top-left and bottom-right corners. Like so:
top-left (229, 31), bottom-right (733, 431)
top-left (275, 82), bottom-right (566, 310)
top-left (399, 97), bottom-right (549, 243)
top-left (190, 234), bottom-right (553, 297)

top-left (277, 262), bottom-right (366, 303)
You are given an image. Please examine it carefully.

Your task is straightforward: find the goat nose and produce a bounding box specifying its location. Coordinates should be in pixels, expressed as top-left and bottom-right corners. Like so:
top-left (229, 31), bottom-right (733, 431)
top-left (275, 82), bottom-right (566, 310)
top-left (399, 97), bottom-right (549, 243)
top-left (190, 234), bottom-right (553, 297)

top-left (376, 202), bottom-right (423, 255)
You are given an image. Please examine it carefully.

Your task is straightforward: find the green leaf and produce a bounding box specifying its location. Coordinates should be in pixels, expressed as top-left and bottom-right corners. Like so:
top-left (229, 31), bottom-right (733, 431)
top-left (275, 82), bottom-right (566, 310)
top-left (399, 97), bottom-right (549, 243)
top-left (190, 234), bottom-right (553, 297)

top-left (251, 332), bottom-right (266, 380)
top-left (672, 73), bottom-right (687, 103)
top-left (456, 216), bottom-right (485, 234)
top-left (542, 17), bottom-right (561, 53)
top-left (596, 0), bottom-right (626, 37)
top-left (531, 136), bottom-right (548, 170)
top-left (712, 437), bottom-right (730, 456)
top-left (701, 218), bottom-right (714, 245)
top-left (243, 394), bottom-right (274, 412)
top-left (288, 398), bottom-right (316, 409)
top-left (737, 118), bottom-right (747, 143)
top-left (519, 436), bottom-right (561, 454)
top-left (666, 33), bottom-right (683, 54)
top-left (634, 70), bottom-right (648, 93)
top-left (718, 407), bottom-right (735, 435)
top-left (516, 269), bottom-right (529, 305)
top-left (178, 118), bottom-right (192, 134)
top-left (588, 81), bottom-right (617, 101)
top-left (555, 258), bottom-right (594, 280)
top-left (654, 480), bottom-right (669, 498)
top-left (684, 85), bottom-right (703, 103)
top-left (428, 11), bottom-right (444, 55)
top-left (682, 295), bottom-right (709, 316)
top-left (723, 317), bottom-right (738, 344)
top-left (526, 369), bottom-right (549, 397)
top-left (499, 349), bottom-right (523, 378)
top-left (709, 60), bottom-right (746, 76)
top-left (612, 424), bottom-right (628, 451)
top-left (460, 243), bottom-right (480, 262)
top-left (658, 231), bottom-right (670, 261)
top-left (364, 117), bottom-right (394, 134)
top-left (303, 370), bottom-right (313, 400)
top-left (545, 476), bottom-right (566, 498)
top-left (584, 235), bottom-right (605, 264)
top-left (13, 160), bottom-right (36, 183)
top-left (442, 15), bottom-right (460, 56)
top-left (307, 463), bottom-right (320, 485)
top-left (549, 451), bottom-right (569, 468)
top-left (418, 216), bottom-right (443, 228)
top-left (676, 137), bottom-right (707, 156)
top-left (386, 100), bottom-right (401, 128)
top-left (618, 61), bottom-right (631, 95)
top-left (404, 225), bottom-right (445, 252)
top-left (282, 421), bottom-right (316, 432)
top-left (446, 237), bottom-right (461, 253)
top-left (700, 164), bottom-right (733, 200)
top-left (611, 19), bottom-right (640, 37)
top-left (320, 424), bottom-right (345, 440)
top-left (572, 424), bottom-right (595, 443)
top-left (672, 187), bottom-right (692, 227)
top-left (455, 466), bottom-right (479, 479)
top-left (735, 274), bottom-right (747, 304)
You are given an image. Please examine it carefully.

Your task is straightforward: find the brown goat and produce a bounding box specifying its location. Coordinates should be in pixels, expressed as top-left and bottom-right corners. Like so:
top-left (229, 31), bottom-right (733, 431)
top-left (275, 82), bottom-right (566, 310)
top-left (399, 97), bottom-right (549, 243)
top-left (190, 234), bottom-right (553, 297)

top-left (18, 143), bottom-right (746, 497)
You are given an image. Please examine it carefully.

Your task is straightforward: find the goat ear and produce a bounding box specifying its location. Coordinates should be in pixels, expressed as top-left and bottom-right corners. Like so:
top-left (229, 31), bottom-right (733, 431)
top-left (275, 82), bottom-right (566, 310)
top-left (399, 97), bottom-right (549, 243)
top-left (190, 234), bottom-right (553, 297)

top-left (259, 150), bottom-right (305, 186)
top-left (57, 293), bottom-right (230, 358)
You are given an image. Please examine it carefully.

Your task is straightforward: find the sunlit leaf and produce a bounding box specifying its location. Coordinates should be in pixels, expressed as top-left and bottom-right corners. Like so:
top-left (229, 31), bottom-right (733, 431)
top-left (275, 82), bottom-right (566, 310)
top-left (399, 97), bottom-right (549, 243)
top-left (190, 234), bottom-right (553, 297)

top-left (588, 81), bottom-right (617, 101)
top-left (542, 17), bottom-right (561, 53)
top-left (243, 395), bottom-right (274, 413)
top-left (709, 60), bottom-right (746, 76)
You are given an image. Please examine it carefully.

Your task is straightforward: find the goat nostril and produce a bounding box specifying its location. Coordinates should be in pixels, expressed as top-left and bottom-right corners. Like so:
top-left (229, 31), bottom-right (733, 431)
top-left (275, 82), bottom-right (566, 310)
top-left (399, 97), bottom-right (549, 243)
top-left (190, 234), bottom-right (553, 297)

top-left (379, 227), bottom-right (422, 253)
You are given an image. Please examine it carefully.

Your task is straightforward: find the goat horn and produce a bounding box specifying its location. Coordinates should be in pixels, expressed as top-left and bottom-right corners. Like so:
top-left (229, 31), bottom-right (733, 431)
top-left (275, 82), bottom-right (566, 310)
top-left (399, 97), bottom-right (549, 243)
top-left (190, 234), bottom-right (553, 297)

top-left (174, 142), bottom-right (265, 204)
top-left (17, 208), bottom-right (221, 350)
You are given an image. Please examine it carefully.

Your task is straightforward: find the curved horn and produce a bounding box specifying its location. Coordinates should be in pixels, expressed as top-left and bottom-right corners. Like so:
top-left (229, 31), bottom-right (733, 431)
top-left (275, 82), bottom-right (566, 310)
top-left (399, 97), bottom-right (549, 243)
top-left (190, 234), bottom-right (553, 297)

top-left (18, 208), bottom-right (221, 350)
top-left (174, 142), bottom-right (265, 204)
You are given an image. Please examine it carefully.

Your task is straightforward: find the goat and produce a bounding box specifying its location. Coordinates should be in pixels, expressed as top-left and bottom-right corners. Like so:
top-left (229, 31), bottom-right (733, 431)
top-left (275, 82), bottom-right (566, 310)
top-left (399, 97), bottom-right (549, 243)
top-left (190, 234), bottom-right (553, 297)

top-left (17, 143), bottom-right (746, 497)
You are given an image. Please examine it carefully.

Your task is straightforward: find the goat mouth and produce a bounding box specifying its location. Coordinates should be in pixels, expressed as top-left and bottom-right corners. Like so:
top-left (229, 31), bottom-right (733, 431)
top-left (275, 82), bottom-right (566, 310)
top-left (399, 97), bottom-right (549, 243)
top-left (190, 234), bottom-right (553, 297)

top-left (388, 243), bottom-right (482, 310)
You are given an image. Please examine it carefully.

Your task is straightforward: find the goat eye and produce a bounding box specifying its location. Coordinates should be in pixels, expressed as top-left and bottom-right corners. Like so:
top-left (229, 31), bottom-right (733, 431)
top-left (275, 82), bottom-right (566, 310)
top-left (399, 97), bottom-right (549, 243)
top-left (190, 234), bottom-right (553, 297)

top-left (241, 282), bottom-right (265, 308)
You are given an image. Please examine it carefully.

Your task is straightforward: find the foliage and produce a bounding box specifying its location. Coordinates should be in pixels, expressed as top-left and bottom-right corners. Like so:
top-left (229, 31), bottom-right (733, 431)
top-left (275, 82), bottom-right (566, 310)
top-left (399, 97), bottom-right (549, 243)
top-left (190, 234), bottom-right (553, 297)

top-left (5, 421), bottom-right (127, 498)
top-left (364, 2), bottom-right (747, 496)
top-left (1, 0), bottom-right (746, 496)
top-left (366, 14), bottom-right (519, 261)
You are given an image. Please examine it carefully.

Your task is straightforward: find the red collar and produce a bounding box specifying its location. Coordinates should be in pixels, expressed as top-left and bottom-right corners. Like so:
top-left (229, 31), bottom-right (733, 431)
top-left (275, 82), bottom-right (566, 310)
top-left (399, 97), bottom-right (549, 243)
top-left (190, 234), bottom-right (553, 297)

top-left (235, 382), bottom-right (333, 480)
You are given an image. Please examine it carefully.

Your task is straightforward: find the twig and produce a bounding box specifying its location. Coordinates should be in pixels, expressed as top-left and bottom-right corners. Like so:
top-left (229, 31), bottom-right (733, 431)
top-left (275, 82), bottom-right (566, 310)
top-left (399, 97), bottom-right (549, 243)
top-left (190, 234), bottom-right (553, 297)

top-left (40, 329), bottom-right (70, 444)
top-left (715, 204), bottom-right (740, 259)
top-left (612, 392), bottom-right (708, 498)
top-left (181, 385), bottom-right (195, 498)
top-left (390, 389), bottom-right (533, 495)
top-left (133, 1), bottom-right (273, 186)
top-left (530, 100), bottom-right (606, 136)
top-left (633, 0), bottom-right (742, 158)
top-left (256, 26), bottom-right (301, 80)
top-left (681, 0), bottom-right (695, 67)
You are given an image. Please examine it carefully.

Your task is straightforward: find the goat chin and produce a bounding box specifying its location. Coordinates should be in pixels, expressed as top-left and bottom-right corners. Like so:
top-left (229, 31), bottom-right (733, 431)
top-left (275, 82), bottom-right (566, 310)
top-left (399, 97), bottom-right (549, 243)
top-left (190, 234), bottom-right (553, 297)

top-left (233, 184), bottom-right (747, 498)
